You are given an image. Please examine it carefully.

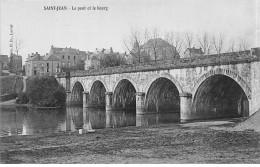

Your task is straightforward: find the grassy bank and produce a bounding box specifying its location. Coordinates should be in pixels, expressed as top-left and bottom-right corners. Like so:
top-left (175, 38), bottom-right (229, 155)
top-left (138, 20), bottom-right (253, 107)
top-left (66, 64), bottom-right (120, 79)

top-left (0, 120), bottom-right (259, 164)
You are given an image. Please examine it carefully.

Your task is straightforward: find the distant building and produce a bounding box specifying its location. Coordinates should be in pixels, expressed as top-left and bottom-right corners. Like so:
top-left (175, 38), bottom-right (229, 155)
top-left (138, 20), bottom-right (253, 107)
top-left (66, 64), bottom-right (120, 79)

top-left (85, 55), bottom-right (100, 70)
top-left (0, 55), bottom-right (9, 70)
top-left (130, 38), bottom-right (178, 64)
top-left (183, 47), bottom-right (204, 58)
top-left (25, 52), bottom-right (61, 76)
top-left (49, 45), bottom-right (87, 68)
top-left (84, 47), bottom-right (127, 70)
top-left (9, 54), bottom-right (22, 74)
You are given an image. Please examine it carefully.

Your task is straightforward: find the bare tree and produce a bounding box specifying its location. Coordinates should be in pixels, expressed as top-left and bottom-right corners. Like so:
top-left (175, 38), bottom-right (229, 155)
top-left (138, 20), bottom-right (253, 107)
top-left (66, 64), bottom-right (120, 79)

top-left (211, 33), bottom-right (225, 54)
top-left (13, 35), bottom-right (23, 56)
top-left (164, 31), bottom-right (184, 59)
top-left (197, 32), bottom-right (212, 55)
top-left (123, 28), bottom-right (149, 64)
top-left (238, 38), bottom-right (250, 51)
top-left (184, 31), bottom-right (195, 49)
top-left (148, 27), bottom-right (161, 62)
top-left (227, 39), bottom-right (236, 52)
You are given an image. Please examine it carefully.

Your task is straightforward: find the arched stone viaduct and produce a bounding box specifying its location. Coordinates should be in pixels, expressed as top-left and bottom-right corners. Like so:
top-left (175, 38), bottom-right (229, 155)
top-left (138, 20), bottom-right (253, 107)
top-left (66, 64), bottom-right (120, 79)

top-left (57, 58), bottom-right (260, 122)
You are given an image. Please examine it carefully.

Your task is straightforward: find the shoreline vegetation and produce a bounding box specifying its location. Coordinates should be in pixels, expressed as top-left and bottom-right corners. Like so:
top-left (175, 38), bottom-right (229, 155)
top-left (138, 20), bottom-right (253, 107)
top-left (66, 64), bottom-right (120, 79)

top-left (15, 76), bottom-right (66, 108)
top-left (0, 76), bottom-right (65, 111)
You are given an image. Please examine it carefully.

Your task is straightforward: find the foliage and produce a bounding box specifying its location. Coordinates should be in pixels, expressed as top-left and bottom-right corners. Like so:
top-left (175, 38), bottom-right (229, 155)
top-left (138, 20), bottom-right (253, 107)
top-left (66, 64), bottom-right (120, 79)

top-left (61, 60), bottom-right (85, 72)
top-left (26, 76), bottom-right (66, 107)
top-left (9, 54), bottom-right (22, 74)
top-left (16, 92), bottom-right (29, 104)
top-left (100, 53), bottom-right (126, 68)
top-left (0, 75), bottom-right (23, 95)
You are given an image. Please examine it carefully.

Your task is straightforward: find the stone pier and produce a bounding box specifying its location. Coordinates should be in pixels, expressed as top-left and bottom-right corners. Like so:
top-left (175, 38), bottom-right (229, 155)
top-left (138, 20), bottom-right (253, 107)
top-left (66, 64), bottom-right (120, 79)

top-left (105, 92), bottom-right (113, 111)
top-left (180, 93), bottom-right (192, 122)
top-left (136, 92), bottom-right (145, 114)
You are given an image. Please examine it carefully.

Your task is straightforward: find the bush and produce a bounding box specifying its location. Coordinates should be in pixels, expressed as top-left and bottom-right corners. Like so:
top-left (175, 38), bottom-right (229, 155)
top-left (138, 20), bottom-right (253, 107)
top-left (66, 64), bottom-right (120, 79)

top-left (16, 92), bottom-right (29, 104)
top-left (0, 75), bottom-right (23, 95)
top-left (26, 76), bottom-right (66, 107)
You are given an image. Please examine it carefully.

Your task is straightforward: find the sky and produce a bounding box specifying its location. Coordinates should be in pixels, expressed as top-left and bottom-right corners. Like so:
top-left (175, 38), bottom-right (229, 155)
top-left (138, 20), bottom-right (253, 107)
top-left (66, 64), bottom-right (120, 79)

top-left (0, 0), bottom-right (259, 64)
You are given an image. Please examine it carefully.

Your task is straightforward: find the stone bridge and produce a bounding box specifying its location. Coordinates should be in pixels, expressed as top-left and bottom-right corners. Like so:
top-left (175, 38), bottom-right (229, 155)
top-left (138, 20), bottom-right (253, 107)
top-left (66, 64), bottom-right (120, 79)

top-left (57, 48), bottom-right (260, 122)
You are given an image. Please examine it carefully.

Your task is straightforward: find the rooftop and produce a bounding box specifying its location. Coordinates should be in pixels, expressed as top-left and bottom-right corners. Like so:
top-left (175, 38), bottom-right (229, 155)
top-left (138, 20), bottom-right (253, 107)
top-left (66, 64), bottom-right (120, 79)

top-left (185, 47), bottom-right (204, 54)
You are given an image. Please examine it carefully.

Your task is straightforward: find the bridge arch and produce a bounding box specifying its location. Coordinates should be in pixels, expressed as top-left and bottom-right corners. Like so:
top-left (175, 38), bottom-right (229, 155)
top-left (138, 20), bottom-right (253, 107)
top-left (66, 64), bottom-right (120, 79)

top-left (71, 81), bottom-right (84, 105)
top-left (71, 79), bottom-right (85, 92)
top-left (112, 79), bottom-right (137, 109)
top-left (88, 78), bottom-right (109, 93)
top-left (192, 68), bottom-right (251, 99)
top-left (192, 69), bottom-right (251, 119)
top-left (112, 76), bottom-right (139, 93)
top-left (89, 80), bottom-right (107, 107)
top-left (145, 75), bottom-right (181, 116)
top-left (144, 73), bottom-right (183, 95)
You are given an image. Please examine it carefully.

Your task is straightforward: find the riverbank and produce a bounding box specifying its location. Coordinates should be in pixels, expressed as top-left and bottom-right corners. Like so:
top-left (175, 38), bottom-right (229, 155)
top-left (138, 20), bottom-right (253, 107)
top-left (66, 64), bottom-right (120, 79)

top-left (0, 99), bottom-right (30, 108)
top-left (0, 118), bottom-right (259, 164)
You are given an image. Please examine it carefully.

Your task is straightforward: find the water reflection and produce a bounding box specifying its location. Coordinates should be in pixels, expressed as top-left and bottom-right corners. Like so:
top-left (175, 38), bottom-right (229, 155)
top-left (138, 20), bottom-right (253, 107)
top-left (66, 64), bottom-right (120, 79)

top-left (0, 106), bottom-right (66, 137)
top-left (0, 106), bottom-right (180, 137)
top-left (105, 109), bottom-right (136, 128)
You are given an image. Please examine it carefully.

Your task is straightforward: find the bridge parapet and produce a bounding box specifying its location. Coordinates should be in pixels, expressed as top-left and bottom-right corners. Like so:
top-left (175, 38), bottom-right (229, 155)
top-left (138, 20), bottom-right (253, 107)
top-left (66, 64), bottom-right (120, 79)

top-left (57, 48), bottom-right (260, 78)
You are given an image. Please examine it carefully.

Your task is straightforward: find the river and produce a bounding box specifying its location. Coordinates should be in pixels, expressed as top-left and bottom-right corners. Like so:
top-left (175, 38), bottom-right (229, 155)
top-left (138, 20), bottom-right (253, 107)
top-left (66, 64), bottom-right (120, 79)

top-left (0, 106), bottom-right (179, 137)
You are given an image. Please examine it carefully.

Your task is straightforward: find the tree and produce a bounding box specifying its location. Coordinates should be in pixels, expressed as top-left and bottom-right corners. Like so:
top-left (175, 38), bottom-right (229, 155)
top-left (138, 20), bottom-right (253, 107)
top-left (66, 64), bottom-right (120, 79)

top-left (227, 39), bottom-right (236, 52)
top-left (148, 27), bottom-right (161, 62)
top-left (197, 32), bottom-right (212, 55)
top-left (164, 31), bottom-right (183, 59)
top-left (211, 33), bottom-right (225, 54)
top-left (238, 38), bottom-right (250, 51)
top-left (13, 35), bottom-right (23, 56)
top-left (100, 53), bottom-right (126, 67)
top-left (123, 28), bottom-right (149, 64)
top-left (184, 31), bottom-right (195, 49)
top-left (26, 76), bottom-right (66, 107)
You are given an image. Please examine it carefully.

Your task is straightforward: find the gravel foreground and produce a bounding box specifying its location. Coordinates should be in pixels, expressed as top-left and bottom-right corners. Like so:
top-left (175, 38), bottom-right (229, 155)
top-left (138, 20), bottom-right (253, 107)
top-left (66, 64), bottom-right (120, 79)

top-left (0, 118), bottom-right (259, 164)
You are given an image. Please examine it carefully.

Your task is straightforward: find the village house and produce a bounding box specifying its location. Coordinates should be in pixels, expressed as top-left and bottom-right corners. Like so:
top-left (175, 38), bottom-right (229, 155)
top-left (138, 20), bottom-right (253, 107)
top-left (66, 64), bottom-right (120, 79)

top-left (25, 52), bottom-right (61, 76)
top-left (85, 47), bottom-right (128, 70)
top-left (49, 45), bottom-right (88, 68)
top-left (0, 55), bottom-right (9, 74)
top-left (183, 47), bottom-right (204, 58)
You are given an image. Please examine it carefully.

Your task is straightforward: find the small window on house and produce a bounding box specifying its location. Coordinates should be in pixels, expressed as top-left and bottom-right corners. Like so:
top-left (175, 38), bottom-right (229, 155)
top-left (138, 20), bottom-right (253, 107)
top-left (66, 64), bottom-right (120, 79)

top-left (62, 63), bottom-right (65, 67)
top-left (74, 56), bottom-right (76, 60)
top-left (47, 63), bottom-right (49, 67)
top-left (34, 70), bottom-right (36, 75)
top-left (47, 68), bottom-right (49, 72)
top-left (68, 56), bottom-right (70, 59)
top-left (62, 55), bottom-right (65, 59)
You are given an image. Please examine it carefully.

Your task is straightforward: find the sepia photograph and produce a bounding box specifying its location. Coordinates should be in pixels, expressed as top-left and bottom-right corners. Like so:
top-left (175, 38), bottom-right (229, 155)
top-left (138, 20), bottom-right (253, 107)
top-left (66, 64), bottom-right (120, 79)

top-left (0, 0), bottom-right (259, 164)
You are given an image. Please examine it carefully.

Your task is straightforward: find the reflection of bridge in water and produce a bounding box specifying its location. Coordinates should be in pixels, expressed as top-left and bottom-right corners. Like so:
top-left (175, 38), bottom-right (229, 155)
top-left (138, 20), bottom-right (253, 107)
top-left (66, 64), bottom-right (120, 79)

top-left (65, 106), bottom-right (179, 131)
top-left (57, 48), bottom-right (260, 126)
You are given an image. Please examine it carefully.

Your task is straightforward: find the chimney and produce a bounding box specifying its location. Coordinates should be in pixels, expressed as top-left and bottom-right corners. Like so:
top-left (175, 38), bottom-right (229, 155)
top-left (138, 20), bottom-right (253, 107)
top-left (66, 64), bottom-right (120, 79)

top-left (36, 52), bottom-right (38, 54)
top-left (51, 45), bottom-right (53, 48)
